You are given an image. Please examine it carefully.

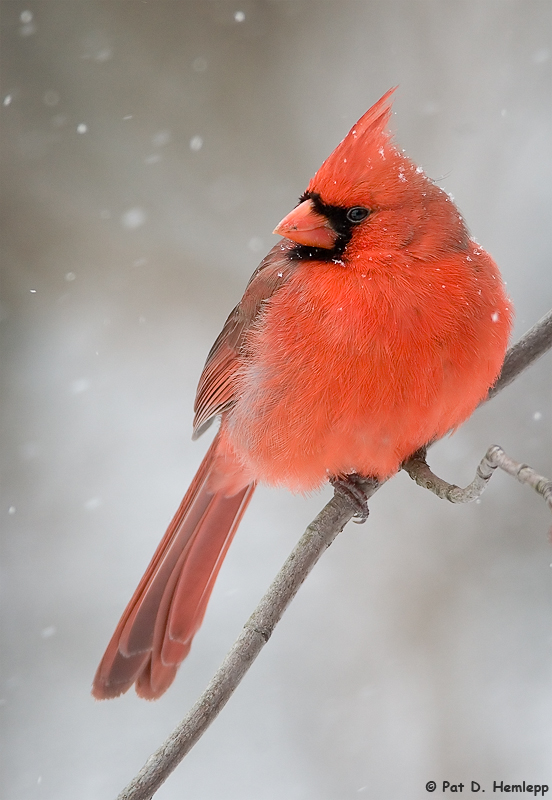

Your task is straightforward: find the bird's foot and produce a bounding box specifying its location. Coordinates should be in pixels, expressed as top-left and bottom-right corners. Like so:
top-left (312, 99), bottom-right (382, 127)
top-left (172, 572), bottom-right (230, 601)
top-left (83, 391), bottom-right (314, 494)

top-left (402, 445), bottom-right (428, 468)
top-left (330, 473), bottom-right (372, 523)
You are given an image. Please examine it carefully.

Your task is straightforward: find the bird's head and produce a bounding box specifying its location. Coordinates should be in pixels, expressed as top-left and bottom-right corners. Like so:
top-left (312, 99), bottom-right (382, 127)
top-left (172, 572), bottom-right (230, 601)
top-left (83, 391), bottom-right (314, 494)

top-left (274, 88), bottom-right (468, 265)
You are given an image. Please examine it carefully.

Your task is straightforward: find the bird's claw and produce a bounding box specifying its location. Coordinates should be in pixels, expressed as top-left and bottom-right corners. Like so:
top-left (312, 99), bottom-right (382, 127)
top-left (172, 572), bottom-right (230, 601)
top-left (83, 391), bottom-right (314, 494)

top-left (330, 473), bottom-right (370, 523)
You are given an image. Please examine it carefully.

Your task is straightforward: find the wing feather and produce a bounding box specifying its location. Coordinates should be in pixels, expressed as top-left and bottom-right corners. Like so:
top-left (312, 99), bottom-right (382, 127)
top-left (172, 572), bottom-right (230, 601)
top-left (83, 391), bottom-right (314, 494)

top-left (193, 241), bottom-right (297, 438)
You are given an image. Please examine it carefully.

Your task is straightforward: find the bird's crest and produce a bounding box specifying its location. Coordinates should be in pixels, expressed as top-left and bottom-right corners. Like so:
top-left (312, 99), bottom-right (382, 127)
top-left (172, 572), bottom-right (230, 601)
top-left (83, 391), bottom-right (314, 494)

top-left (308, 88), bottom-right (398, 202)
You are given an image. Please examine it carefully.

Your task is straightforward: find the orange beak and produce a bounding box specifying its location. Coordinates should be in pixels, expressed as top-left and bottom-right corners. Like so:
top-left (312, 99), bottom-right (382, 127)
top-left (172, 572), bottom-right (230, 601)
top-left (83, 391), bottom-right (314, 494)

top-left (273, 199), bottom-right (337, 249)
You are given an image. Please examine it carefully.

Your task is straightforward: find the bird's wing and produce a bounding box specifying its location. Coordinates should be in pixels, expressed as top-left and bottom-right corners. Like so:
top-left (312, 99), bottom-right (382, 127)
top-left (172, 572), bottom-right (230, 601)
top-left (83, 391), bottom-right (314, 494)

top-left (193, 240), bottom-right (297, 438)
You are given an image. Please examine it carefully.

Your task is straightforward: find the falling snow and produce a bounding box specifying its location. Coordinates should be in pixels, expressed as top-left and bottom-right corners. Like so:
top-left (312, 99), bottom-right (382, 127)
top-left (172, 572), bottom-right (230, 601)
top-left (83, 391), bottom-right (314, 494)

top-left (532, 48), bottom-right (550, 64)
top-left (121, 207), bottom-right (147, 229)
top-left (152, 130), bottom-right (171, 147)
top-left (19, 10), bottom-right (36, 36)
top-left (71, 378), bottom-right (90, 394)
top-left (84, 497), bottom-right (103, 511)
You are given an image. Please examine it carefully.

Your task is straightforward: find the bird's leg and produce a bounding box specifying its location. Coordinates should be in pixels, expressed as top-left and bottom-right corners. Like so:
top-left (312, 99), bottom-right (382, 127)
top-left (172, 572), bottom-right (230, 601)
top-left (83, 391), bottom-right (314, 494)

top-left (330, 473), bottom-right (377, 523)
top-left (405, 445), bottom-right (428, 466)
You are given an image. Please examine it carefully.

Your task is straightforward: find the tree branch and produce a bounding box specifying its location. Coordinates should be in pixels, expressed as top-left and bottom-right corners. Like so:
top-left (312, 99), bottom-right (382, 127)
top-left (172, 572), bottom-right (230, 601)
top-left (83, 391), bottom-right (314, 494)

top-left (116, 309), bottom-right (552, 800)
top-left (403, 445), bottom-right (552, 509)
top-left (488, 308), bottom-right (552, 399)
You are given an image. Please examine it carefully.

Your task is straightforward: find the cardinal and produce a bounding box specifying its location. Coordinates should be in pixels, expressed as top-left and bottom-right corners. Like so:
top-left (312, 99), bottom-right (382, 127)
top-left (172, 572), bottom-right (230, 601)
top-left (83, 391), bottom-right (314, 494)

top-left (92, 89), bottom-right (512, 700)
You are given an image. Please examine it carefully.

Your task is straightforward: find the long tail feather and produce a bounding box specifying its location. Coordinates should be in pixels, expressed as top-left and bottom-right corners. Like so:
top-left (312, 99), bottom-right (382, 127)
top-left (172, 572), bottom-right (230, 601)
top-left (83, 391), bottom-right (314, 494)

top-left (92, 433), bottom-right (255, 700)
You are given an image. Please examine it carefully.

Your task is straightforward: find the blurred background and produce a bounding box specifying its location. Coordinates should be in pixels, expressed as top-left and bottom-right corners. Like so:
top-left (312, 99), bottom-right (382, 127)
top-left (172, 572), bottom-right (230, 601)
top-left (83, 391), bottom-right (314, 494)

top-left (1, 2), bottom-right (551, 798)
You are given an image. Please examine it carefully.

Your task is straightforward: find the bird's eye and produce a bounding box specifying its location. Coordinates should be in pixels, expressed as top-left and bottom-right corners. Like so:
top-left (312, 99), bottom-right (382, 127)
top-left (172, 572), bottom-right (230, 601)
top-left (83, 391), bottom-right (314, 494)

top-left (346, 207), bottom-right (370, 224)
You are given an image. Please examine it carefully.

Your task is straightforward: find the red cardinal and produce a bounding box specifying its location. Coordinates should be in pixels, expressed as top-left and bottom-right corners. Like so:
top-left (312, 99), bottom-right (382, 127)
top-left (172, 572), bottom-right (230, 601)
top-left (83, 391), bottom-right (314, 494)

top-left (93, 89), bottom-right (512, 700)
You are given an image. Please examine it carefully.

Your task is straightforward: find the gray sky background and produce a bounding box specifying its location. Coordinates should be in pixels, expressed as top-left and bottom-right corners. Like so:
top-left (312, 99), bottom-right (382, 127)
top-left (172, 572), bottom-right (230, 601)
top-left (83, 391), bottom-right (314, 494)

top-left (1, 2), bottom-right (551, 798)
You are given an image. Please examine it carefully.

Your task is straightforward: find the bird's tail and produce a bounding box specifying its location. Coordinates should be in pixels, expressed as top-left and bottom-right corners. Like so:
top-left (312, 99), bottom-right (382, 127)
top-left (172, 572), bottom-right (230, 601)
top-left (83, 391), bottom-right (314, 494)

top-left (92, 432), bottom-right (255, 700)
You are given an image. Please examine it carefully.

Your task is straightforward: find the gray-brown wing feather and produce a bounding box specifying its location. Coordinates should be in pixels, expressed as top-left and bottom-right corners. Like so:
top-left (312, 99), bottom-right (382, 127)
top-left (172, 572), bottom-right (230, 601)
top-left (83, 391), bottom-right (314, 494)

top-left (192, 241), bottom-right (297, 439)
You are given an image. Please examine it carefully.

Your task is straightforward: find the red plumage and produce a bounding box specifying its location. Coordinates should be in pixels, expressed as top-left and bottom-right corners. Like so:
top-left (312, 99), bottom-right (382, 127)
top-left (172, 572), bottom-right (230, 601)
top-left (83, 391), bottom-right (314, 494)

top-left (93, 89), bottom-right (512, 699)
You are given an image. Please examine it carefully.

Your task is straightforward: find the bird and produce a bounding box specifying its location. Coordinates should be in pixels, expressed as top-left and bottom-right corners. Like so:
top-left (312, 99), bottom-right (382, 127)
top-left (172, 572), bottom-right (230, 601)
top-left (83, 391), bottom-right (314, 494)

top-left (92, 88), bottom-right (512, 700)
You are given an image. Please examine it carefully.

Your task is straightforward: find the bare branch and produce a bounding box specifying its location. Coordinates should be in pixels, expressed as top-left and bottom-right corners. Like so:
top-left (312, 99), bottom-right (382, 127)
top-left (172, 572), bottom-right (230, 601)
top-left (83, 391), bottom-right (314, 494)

top-left (403, 445), bottom-right (552, 509)
top-left (486, 445), bottom-right (552, 509)
top-left (402, 447), bottom-right (495, 503)
top-left (116, 310), bottom-right (552, 800)
top-left (488, 308), bottom-right (552, 399)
